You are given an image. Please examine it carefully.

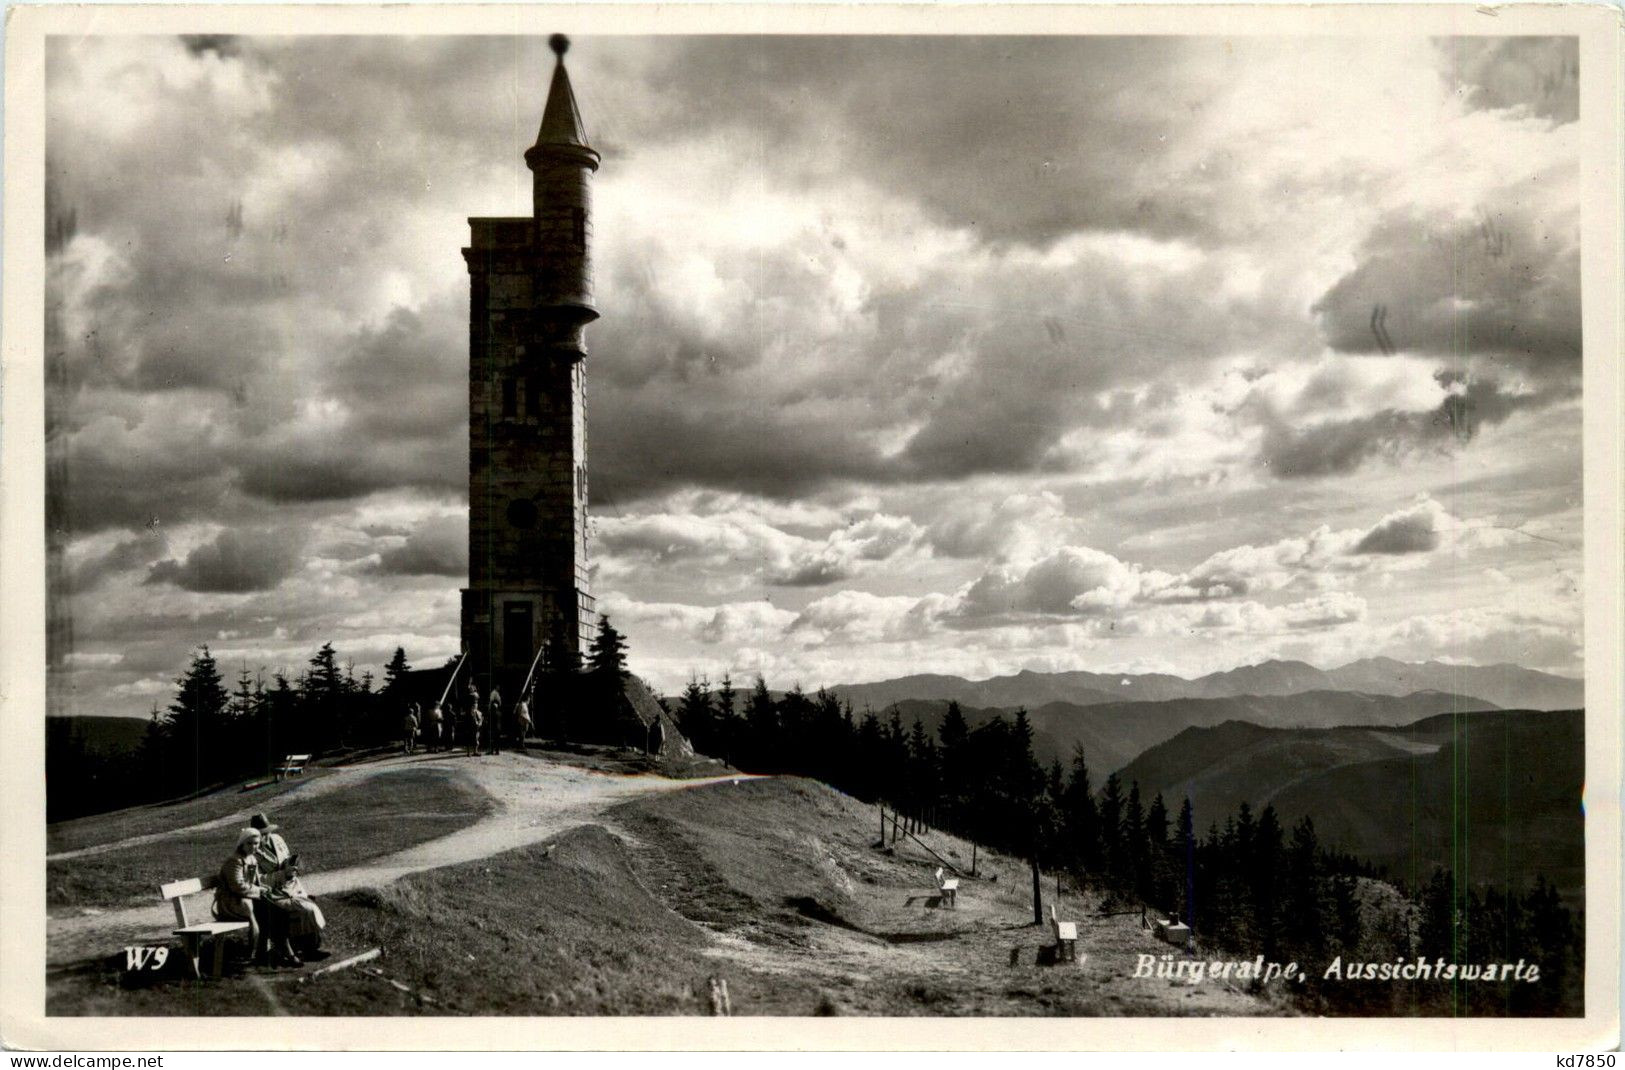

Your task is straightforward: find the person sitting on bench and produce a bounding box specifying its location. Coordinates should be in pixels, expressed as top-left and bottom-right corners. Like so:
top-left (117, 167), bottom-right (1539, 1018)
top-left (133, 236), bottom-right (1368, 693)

top-left (214, 828), bottom-right (302, 967)
top-left (250, 812), bottom-right (325, 953)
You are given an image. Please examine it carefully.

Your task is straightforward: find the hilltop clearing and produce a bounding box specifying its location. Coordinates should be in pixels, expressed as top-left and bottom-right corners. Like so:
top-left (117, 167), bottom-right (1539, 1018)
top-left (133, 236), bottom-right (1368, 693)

top-left (48, 765), bottom-right (493, 910)
top-left (47, 756), bottom-right (1283, 1017)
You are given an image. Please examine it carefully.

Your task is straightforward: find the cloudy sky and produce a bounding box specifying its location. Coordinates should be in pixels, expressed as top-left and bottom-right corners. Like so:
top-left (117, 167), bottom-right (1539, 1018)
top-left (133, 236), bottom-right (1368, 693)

top-left (44, 34), bottom-right (1584, 715)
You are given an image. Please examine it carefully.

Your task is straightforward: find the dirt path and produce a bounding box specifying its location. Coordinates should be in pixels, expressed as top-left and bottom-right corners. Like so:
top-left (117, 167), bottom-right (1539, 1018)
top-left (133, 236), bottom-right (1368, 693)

top-left (46, 752), bottom-right (751, 966)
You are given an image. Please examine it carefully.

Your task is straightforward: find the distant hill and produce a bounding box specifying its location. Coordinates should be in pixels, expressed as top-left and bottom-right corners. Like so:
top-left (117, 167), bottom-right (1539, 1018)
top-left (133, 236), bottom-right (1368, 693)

top-left (46, 715), bottom-right (149, 757)
top-left (829, 658), bottom-right (1581, 714)
top-left (874, 690), bottom-right (1498, 777)
top-left (1117, 708), bottom-right (1584, 900)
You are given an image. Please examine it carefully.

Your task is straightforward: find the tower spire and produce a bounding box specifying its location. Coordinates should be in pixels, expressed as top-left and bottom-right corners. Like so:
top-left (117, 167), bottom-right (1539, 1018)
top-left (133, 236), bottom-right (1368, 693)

top-left (527, 34), bottom-right (599, 171)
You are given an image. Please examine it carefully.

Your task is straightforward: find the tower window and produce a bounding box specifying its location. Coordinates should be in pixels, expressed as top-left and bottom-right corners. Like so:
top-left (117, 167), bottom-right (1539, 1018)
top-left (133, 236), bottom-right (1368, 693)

top-left (572, 208), bottom-right (586, 249)
top-left (501, 378), bottom-right (517, 418)
top-left (525, 376), bottom-right (541, 417)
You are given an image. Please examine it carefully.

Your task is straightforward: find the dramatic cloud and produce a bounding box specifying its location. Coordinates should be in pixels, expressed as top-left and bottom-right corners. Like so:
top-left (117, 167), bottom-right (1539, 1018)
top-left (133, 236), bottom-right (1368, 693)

top-left (1313, 204), bottom-right (1581, 372)
top-left (41, 34), bottom-right (1585, 712)
top-left (1354, 498), bottom-right (1446, 555)
top-left (596, 506), bottom-right (921, 589)
top-left (1442, 37), bottom-right (1579, 125)
top-left (372, 513), bottom-right (467, 576)
top-left (146, 527), bottom-right (304, 593)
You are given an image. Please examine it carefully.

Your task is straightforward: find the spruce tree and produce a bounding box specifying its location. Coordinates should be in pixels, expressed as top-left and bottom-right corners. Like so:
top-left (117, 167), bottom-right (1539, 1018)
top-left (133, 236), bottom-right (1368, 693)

top-left (745, 677), bottom-right (777, 771)
top-left (164, 645), bottom-right (231, 793)
top-left (1177, 798), bottom-right (1197, 926)
top-left (1284, 815), bottom-right (1324, 958)
top-left (677, 676), bottom-right (714, 751)
top-left (587, 616), bottom-right (628, 679)
top-left (585, 617), bottom-right (630, 743)
top-left (1125, 781), bottom-right (1148, 899)
top-left (937, 701), bottom-right (970, 830)
top-left (1099, 772), bottom-right (1125, 892)
top-left (1063, 746), bottom-right (1100, 877)
top-left (383, 646), bottom-right (411, 691)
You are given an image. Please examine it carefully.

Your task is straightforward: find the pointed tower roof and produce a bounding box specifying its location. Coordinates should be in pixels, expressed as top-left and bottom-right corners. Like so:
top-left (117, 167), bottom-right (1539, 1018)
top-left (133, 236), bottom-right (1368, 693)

top-left (526, 35), bottom-right (600, 172)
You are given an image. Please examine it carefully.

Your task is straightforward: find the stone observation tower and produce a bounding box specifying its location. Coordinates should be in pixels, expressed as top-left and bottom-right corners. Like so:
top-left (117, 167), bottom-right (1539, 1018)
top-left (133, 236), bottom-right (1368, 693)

top-left (461, 34), bottom-right (599, 696)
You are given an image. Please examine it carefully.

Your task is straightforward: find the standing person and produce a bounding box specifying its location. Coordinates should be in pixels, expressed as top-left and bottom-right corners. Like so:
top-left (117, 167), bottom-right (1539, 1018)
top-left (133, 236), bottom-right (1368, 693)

top-left (402, 702), bottom-right (419, 755)
top-left (513, 688), bottom-right (533, 752)
top-left (487, 687), bottom-right (503, 756)
top-left (425, 701), bottom-right (444, 752)
top-left (466, 695), bottom-right (483, 757)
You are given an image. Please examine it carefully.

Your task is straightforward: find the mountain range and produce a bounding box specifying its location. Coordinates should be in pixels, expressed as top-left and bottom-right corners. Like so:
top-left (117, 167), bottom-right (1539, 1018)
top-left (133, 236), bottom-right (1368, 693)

top-left (1115, 708), bottom-right (1585, 900)
top-left (876, 689), bottom-right (1499, 778)
top-left (826, 657), bottom-right (1582, 714)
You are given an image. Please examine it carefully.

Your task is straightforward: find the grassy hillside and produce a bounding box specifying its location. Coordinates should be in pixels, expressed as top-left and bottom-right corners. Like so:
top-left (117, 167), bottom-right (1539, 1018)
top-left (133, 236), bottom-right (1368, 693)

top-left (48, 768), bottom-right (342, 856)
top-left (886, 690), bottom-right (1497, 775)
top-left (49, 776), bottom-right (1283, 1017)
top-left (48, 766), bottom-right (494, 909)
top-left (1118, 709), bottom-right (1584, 901)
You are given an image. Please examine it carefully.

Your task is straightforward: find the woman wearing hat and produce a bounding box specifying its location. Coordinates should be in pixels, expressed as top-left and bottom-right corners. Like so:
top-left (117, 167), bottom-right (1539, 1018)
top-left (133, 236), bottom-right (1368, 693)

top-left (215, 827), bottom-right (303, 967)
top-left (250, 812), bottom-right (326, 955)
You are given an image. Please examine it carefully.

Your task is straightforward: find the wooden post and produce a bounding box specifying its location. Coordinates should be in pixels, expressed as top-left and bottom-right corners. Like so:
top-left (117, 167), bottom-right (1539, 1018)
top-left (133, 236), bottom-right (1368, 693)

top-left (971, 844), bottom-right (977, 877)
top-left (436, 652), bottom-right (469, 709)
top-left (1031, 857), bottom-right (1043, 926)
top-left (878, 804), bottom-right (886, 845)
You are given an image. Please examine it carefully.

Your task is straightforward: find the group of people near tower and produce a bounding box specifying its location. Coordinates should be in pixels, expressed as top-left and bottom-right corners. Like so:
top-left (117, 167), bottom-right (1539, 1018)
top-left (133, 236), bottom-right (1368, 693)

top-left (214, 811), bottom-right (326, 968)
top-left (400, 680), bottom-right (534, 757)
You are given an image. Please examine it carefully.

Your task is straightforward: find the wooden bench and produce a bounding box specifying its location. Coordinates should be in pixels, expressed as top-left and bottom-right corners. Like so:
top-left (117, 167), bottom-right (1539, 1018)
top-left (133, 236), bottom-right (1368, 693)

top-left (1049, 904), bottom-right (1079, 962)
top-left (160, 875), bottom-right (251, 980)
top-left (934, 866), bottom-right (959, 909)
top-left (275, 754), bottom-right (311, 781)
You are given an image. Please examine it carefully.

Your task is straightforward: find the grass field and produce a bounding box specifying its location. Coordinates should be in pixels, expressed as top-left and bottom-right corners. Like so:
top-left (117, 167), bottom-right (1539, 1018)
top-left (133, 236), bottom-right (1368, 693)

top-left (47, 766), bottom-right (494, 910)
top-left (47, 769), bottom-right (342, 856)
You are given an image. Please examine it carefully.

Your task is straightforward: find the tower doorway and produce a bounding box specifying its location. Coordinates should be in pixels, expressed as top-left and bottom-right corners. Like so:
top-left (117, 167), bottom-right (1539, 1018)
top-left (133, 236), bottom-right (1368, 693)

top-left (503, 600), bottom-right (534, 668)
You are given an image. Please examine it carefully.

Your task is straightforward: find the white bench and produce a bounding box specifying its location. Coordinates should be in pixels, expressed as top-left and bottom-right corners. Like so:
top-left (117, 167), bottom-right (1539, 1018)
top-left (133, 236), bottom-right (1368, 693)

top-left (1049, 904), bottom-right (1079, 962)
top-left (160, 875), bottom-right (251, 980)
top-left (275, 754), bottom-right (311, 781)
top-left (934, 866), bottom-right (959, 909)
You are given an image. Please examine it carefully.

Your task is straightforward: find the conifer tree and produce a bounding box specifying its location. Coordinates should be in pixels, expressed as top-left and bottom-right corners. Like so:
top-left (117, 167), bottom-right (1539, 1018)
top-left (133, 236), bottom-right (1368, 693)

top-left (677, 676), bottom-right (714, 751)
top-left (745, 676), bottom-right (777, 771)
top-left (163, 645), bottom-right (230, 792)
top-left (937, 700), bottom-right (971, 829)
top-left (1284, 815), bottom-right (1324, 958)
top-left (1177, 797), bottom-right (1197, 925)
top-left (1062, 746), bottom-right (1100, 877)
top-left (1252, 804), bottom-right (1285, 956)
top-left (383, 646), bottom-right (411, 691)
top-left (587, 616), bottom-right (628, 680)
top-left (1098, 773), bottom-right (1125, 891)
top-left (1330, 870), bottom-right (1363, 954)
